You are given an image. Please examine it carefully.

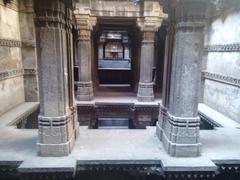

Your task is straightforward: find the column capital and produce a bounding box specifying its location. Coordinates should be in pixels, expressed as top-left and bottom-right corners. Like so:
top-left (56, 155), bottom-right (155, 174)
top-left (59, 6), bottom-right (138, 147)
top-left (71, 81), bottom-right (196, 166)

top-left (173, 0), bottom-right (210, 24)
top-left (75, 15), bottom-right (96, 31)
top-left (169, 0), bottom-right (213, 32)
top-left (137, 17), bottom-right (162, 32)
top-left (75, 16), bottom-right (96, 41)
top-left (19, 0), bottom-right (34, 13)
top-left (34, 0), bottom-right (66, 29)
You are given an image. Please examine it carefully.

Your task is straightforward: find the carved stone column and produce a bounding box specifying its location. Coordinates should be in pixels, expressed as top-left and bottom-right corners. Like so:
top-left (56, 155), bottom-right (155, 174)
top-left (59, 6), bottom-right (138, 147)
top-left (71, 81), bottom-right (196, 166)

top-left (34, 0), bottom-right (78, 156)
top-left (137, 18), bottom-right (161, 102)
top-left (156, 0), bottom-right (208, 157)
top-left (75, 16), bottom-right (96, 101)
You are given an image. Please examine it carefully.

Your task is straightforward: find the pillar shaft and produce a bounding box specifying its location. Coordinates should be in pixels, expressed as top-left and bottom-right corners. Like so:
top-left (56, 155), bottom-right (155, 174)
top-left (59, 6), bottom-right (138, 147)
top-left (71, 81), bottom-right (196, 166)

top-left (34, 0), bottom-right (78, 156)
top-left (66, 8), bottom-right (80, 139)
top-left (75, 17), bottom-right (95, 101)
top-left (137, 31), bottom-right (155, 102)
top-left (157, 0), bottom-right (208, 157)
top-left (156, 25), bottom-right (175, 141)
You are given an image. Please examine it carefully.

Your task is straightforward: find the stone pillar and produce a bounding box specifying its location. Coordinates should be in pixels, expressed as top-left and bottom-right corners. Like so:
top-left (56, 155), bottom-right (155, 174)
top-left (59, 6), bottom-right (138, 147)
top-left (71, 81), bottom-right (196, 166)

top-left (156, 0), bottom-right (208, 157)
top-left (75, 16), bottom-right (96, 101)
top-left (156, 24), bottom-right (175, 142)
top-left (34, 0), bottom-right (78, 156)
top-left (66, 7), bottom-right (80, 139)
top-left (137, 18), bottom-right (161, 102)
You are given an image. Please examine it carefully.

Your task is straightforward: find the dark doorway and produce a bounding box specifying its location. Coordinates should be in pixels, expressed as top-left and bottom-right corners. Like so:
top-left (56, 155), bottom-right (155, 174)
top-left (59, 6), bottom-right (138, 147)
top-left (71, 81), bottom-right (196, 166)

top-left (93, 18), bottom-right (141, 93)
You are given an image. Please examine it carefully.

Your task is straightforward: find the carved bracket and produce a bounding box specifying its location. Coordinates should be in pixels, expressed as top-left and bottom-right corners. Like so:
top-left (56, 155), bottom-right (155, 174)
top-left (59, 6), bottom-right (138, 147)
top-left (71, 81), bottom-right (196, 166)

top-left (137, 17), bottom-right (162, 32)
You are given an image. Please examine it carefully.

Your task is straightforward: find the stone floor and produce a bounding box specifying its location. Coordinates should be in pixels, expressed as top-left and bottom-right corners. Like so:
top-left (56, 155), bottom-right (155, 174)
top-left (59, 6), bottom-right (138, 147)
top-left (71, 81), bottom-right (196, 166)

top-left (0, 102), bottom-right (240, 174)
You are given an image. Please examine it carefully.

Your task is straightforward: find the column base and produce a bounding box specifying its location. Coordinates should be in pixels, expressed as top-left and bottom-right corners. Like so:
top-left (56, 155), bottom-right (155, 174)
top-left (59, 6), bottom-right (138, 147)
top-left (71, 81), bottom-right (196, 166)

top-left (156, 121), bottom-right (163, 141)
top-left (37, 138), bottom-right (75, 157)
top-left (161, 133), bottom-right (201, 157)
top-left (156, 111), bottom-right (201, 157)
top-left (37, 125), bottom-right (76, 157)
top-left (38, 112), bottom-right (77, 157)
top-left (156, 106), bottom-right (167, 141)
top-left (76, 81), bottom-right (93, 101)
top-left (137, 82), bottom-right (154, 102)
top-left (70, 106), bottom-right (80, 139)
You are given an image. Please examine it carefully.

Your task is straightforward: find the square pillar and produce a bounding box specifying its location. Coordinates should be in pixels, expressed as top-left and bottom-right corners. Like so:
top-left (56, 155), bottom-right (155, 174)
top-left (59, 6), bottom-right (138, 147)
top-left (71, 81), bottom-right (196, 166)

top-left (75, 15), bottom-right (96, 101)
top-left (137, 18), bottom-right (162, 102)
top-left (34, 0), bottom-right (78, 156)
top-left (156, 0), bottom-right (209, 157)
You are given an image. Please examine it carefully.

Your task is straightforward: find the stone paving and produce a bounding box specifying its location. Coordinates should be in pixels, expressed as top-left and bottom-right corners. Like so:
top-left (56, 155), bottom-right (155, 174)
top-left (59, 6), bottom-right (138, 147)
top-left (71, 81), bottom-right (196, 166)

top-left (0, 103), bottom-right (240, 173)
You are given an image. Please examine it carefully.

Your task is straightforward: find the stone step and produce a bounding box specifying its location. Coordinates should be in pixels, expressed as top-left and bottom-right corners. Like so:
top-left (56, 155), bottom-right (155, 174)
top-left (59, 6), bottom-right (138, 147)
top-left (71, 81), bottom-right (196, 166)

top-left (0, 102), bottom-right (39, 127)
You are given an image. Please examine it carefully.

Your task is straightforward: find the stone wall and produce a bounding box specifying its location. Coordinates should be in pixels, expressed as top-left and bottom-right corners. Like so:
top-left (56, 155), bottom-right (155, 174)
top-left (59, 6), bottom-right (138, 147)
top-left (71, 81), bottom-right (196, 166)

top-left (203, 10), bottom-right (240, 123)
top-left (19, 0), bottom-right (39, 102)
top-left (0, 0), bottom-right (38, 116)
top-left (0, 0), bottom-right (24, 115)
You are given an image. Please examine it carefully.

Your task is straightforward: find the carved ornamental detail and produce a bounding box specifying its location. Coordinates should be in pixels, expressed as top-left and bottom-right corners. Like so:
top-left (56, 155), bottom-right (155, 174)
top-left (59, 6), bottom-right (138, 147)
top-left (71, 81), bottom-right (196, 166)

top-left (0, 38), bottom-right (22, 47)
top-left (0, 69), bottom-right (23, 81)
top-left (75, 15), bottom-right (96, 41)
top-left (202, 71), bottom-right (240, 88)
top-left (34, 1), bottom-right (66, 28)
top-left (205, 43), bottom-right (240, 52)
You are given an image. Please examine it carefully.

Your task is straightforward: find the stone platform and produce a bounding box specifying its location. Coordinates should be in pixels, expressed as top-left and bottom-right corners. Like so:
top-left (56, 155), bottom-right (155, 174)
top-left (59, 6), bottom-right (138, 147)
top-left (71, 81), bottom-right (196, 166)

top-left (76, 92), bottom-right (162, 107)
top-left (76, 93), bottom-right (162, 128)
top-left (0, 103), bottom-right (240, 177)
top-left (2, 125), bottom-right (240, 173)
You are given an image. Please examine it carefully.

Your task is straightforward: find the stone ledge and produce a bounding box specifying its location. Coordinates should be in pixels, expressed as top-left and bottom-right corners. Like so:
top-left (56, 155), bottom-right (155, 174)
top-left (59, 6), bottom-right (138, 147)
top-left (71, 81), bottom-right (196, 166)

top-left (198, 103), bottom-right (240, 128)
top-left (18, 159), bottom-right (75, 173)
top-left (0, 102), bottom-right (39, 127)
top-left (76, 96), bottom-right (161, 107)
